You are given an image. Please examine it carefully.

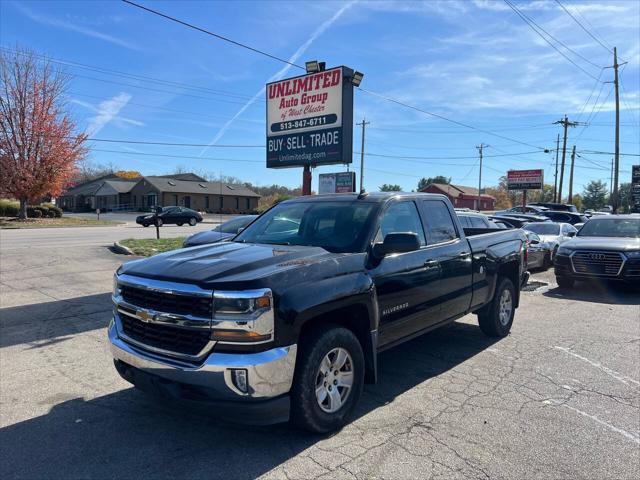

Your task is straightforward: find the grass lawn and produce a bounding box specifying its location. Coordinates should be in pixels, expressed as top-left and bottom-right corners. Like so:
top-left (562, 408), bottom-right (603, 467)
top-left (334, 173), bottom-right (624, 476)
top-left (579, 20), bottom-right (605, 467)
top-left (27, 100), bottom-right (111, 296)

top-left (120, 237), bottom-right (185, 256)
top-left (0, 216), bottom-right (119, 229)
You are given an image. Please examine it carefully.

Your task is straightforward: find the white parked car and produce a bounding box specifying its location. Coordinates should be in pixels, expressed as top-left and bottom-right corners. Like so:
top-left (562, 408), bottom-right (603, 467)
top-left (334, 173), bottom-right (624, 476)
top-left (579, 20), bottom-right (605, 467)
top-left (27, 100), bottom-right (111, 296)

top-left (523, 222), bottom-right (577, 260)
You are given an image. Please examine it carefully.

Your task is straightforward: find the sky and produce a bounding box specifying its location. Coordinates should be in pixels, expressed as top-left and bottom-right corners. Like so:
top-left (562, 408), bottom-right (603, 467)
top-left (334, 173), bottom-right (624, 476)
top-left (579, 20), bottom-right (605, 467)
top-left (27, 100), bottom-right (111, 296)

top-left (1, 0), bottom-right (638, 194)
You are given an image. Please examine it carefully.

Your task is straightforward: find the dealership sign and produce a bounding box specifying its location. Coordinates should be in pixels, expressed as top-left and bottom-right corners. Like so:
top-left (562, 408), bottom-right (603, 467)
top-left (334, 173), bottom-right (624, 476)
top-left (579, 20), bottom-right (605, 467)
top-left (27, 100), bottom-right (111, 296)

top-left (507, 169), bottom-right (544, 190)
top-left (266, 66), bottom-right (354, 168)
top-left (318, 172), bottom-right (356, 194)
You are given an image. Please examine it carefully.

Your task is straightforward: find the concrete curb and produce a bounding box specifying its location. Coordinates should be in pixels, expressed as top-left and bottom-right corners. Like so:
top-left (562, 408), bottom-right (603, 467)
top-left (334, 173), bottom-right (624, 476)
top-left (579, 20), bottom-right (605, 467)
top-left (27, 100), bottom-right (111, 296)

top-left (112, 241), bottom-right (134, 255)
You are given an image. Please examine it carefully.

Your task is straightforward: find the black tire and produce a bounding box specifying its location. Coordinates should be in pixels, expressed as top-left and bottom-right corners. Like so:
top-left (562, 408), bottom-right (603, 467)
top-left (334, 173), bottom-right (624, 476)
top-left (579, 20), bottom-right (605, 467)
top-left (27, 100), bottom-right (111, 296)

top-left (477, 277), bottom-right (516, 337)
top-left (556, 276), bottom-right (574, 289)
top-left (142, 223), bottom-right (149, 227)
top-left (176, 222), bottom-right (183, 226)
top-left (290, 325), bottom-right (365, 433)
top-left (189, 217), bottom-right (197, 226)
top-left (155, 218), bottom-right (163, 227)
top-left (543, 252), bottom-right (552, 270)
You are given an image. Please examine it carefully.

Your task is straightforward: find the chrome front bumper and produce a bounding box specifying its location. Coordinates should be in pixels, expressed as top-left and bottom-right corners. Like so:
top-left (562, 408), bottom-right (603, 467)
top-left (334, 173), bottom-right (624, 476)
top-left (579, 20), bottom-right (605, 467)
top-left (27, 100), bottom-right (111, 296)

top-left (108, 315), bottom-right (297, 401)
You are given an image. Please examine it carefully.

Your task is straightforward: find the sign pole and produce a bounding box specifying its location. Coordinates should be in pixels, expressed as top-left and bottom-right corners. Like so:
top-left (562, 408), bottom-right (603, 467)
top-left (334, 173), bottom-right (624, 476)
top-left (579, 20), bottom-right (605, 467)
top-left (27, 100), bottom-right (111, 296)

top-left (302, 165), bottom-right (312, 196)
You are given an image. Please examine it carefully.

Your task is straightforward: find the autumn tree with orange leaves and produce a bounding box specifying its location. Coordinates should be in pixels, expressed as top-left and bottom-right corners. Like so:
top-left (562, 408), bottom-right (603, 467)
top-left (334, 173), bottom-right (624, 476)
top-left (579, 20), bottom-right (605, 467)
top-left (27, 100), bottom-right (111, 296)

top-left (0, 49), bottom-right (87, 219)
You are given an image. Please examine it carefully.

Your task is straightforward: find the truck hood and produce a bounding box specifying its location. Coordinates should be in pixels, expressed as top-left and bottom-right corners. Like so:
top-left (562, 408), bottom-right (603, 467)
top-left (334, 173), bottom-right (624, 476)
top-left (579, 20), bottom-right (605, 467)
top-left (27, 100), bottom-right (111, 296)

top-left (564, 236), bottom-right (640, 252)
top-left (119, 241), bottom-right (363, 288)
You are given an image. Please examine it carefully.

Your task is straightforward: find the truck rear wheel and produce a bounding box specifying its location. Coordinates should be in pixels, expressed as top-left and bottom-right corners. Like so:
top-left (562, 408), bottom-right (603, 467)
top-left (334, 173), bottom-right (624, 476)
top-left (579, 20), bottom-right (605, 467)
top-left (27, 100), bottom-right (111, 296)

top-left (290, 325), bottom-right (364, 433)
top-left (477, 277), bottom-right (515, 337)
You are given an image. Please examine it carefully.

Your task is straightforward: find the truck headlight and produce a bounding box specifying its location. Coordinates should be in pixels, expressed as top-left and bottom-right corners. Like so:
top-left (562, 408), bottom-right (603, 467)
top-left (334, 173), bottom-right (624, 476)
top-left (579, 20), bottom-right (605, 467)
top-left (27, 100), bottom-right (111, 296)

top-left (557, 246), bottom-right (572, 256)
top-left (212, 289), bottom-right (274, 344)
top-left (113, 274), bottom-right (121, 297)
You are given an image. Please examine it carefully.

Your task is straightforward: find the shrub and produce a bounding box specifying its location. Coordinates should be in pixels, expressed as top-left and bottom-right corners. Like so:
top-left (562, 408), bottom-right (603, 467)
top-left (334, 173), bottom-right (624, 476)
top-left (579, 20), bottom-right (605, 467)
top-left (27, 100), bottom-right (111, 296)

top-left (30, 209), bottom-right (43, 218)
top-left (45, 209), bottom-right (56, 218)
top-left (0, 199), bottom-right (20, 217)
top-left (41, 203), bottom-right (63, 217)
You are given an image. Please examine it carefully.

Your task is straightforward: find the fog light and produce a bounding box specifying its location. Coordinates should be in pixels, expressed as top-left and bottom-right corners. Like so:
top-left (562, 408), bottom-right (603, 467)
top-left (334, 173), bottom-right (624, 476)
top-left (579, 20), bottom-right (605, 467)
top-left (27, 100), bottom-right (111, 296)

top-left (231, 369), bottom-right (248, 393)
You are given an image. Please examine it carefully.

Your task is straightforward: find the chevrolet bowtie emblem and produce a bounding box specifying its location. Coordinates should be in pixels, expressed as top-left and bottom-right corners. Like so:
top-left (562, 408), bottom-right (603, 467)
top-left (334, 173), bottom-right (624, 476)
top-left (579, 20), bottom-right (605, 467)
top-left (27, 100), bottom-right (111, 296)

top-left (137, 309), bottom-right (155, 323)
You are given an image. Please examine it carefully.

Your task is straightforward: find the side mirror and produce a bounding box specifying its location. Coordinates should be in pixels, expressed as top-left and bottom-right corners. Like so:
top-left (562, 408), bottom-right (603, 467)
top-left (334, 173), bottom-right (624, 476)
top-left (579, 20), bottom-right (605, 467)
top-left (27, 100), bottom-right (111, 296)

top-left (528, 238), bottom-right (540, 245)
top-left (567, 231), bottom-right (576, 237)
top-left (373, 233), bottom-right (421, 258)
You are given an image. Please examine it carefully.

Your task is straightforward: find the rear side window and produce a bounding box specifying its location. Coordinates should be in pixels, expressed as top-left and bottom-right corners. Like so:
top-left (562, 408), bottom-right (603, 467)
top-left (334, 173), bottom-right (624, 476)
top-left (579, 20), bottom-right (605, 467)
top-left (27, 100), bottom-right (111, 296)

top-left (421, 201), bottom-right (459, 244)
top-left (377, 201), bottom-right (426, 246)
top-left (458, 215), bottom-right (471, 228)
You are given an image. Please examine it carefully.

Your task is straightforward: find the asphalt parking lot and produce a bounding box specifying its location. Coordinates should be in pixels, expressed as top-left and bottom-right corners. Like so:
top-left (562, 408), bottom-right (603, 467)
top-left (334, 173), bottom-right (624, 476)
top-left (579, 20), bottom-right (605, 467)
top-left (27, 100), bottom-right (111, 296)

top-left (1, 227), bottom-right (638, 479)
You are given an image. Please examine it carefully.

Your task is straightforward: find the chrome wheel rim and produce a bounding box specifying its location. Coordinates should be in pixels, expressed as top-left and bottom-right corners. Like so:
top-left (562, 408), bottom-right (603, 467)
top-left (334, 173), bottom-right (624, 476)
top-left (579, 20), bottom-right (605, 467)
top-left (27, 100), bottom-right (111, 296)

top-left (498, 289), bottom-right (513, 326)
top-left (315, 347), bottom-right (354, 413)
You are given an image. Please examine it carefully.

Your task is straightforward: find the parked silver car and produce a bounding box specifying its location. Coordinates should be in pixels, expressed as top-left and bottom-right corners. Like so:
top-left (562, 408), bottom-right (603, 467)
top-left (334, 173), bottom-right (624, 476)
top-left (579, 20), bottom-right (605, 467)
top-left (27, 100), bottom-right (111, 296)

top-left (524, 231), bottom-right (554, 270)
top-left (523, 222), bottom-right (577, 260)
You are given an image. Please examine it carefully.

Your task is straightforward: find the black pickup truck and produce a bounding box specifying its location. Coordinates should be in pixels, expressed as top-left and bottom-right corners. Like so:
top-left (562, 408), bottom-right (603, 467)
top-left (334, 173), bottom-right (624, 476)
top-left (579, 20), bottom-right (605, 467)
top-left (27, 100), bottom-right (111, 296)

top-left (110, 193), bottom-right (527, 432)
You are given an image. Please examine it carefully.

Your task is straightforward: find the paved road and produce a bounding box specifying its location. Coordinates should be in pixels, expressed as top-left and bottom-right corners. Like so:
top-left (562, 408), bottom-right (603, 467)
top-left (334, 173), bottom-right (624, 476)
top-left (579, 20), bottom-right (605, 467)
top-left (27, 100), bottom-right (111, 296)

top-left (1, 229), bottom-right (638, 479)
top-left (0, 222), bottom-right (218, 251)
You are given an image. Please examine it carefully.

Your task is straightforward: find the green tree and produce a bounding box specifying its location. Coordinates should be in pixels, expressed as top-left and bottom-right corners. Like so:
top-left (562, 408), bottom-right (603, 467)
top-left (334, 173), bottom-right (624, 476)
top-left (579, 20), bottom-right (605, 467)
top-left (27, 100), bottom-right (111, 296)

top-left (582, 180), bottom-right (608, 210)
top-left (618, 182), bottom-right (632, 213)
top-left (417, 176), bottom-right (450, 191)
top-left (380, 184), bottom-right (402, 192)
top-left (571, 194), bottom-right (583, 212)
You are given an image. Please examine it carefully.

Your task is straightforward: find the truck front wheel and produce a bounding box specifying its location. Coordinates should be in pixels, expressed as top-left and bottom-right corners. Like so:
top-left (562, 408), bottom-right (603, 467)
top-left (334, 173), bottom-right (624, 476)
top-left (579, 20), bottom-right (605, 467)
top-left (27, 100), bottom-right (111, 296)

top-left (477, 277), bottom-right (515, 337)
top-left (290, 326), bottom-right (364, 433)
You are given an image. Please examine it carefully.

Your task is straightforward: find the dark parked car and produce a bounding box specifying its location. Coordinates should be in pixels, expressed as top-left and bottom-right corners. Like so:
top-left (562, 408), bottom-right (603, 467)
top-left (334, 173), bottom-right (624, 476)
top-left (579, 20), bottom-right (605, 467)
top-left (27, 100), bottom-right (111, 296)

top-left (529, 202), bottom-right (578, 213)
top-left (496, 205), bottom-right (549, 215)
top-left (540, 211), bottom-right (589, 225)
top-left (554, 215), bottom-right (640, 288)
top-left (456, 212), bottom-right (499, 229)
top-left (495, 213), bottom-right (550, 223)
top-left (136, 206), bottom-right (203, 227)
top-left (183, 215), bottom-right (258, 247)
top-left (488, 215), bottom-right (530, 229)
top-left (111, 192), bottom-right (527, 432)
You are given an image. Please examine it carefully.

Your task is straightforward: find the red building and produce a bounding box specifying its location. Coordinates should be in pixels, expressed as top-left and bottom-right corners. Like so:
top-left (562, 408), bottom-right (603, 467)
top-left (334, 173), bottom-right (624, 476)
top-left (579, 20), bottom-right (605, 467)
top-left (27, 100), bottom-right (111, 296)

top-left (420, 183), bottom-right (496, 211)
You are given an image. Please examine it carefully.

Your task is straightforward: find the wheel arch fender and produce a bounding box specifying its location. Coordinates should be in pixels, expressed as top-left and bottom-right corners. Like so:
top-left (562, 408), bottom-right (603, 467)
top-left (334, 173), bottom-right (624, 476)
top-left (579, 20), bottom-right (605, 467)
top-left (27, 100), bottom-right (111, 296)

top-left (277, 272), bottom-right (379, 384)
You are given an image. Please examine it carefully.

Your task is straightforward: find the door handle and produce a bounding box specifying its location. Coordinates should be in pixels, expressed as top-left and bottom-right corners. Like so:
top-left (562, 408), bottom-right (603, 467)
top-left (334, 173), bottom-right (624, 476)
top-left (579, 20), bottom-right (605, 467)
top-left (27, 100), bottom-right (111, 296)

top-left (424, 259), bottom-right (440, 268)
top-left (457, 252), bottom-right (471, 258)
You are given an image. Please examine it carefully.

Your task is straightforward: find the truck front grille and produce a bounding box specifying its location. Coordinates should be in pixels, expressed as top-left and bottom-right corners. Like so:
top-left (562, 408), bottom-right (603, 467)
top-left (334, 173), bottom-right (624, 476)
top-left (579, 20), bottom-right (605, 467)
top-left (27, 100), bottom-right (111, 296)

top-left (121, 284), bottom-right (212, 318)
top-left (571, 251), bottom-right (624, 277)
top-left (120, 314), bottom-right (211, 356)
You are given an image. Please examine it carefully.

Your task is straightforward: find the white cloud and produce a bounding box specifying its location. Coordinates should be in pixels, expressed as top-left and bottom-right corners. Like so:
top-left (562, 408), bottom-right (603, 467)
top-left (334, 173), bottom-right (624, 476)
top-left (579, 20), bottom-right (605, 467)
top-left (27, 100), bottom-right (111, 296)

top-left (12, 2), bottom-right (141, 51)
top-left (199, 0), bottom-right (358, 155)
top-left (73, 93), bottom-right (143, 136)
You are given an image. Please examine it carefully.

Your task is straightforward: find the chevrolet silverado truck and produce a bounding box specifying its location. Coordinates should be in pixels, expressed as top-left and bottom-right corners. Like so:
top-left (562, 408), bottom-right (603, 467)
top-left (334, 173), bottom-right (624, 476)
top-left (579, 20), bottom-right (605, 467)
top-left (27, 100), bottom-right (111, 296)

top-left (110, 192), bottom-right (527, 432)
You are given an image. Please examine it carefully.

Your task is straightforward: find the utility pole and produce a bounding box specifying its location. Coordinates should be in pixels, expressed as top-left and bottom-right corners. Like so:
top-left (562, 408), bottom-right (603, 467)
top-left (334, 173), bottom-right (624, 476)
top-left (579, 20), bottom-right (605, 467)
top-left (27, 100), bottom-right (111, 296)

top-left (568, 145), bottom-right (576, 204)
top-left (476, 143), bottom-right (488, 210)
top-left (612, 47), bottom-right (621, 212)
top-left (553, 116), bottom-right (579, 203)
top-left (553, 134), bottom-right (560, 202)
top-left (356, 118), bottom-right (370, 193)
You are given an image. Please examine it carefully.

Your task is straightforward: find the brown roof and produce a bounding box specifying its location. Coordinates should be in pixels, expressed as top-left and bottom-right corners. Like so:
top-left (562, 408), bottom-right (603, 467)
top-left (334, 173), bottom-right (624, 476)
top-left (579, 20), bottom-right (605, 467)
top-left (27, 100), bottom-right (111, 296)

top-left (423, 183), bottom-right (495, 200)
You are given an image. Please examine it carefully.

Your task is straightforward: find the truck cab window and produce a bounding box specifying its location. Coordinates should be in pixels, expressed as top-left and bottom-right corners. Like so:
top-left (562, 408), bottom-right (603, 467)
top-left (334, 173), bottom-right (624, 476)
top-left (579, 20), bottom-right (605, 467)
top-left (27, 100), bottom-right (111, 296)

top-left (376, 201), bottom-right (426, 245)
top-left (421, 201), bottom-right (459, 244)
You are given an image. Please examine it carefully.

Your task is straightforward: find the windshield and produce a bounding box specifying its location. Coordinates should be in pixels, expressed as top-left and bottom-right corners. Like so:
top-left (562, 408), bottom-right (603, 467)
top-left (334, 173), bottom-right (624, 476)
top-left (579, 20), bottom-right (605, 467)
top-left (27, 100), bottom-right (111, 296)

top-left (577, 218), bottom-right (640, 238)
top-left (234, 201), bottom-right (378, 253)
top-left (214, 216), bottom-right (256, 234)
top-left (524, 223), bottom-right (560, 235)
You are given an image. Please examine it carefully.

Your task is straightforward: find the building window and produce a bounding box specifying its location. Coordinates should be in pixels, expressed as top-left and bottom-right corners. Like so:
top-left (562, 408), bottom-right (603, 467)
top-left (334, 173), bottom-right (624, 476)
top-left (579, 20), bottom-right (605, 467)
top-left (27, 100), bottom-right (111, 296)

top-left (205, 196), bottom-right (210, 209)
top-left (246, 198), bottom-right (250, 210)
top-left (235, 197), bottom-right (239, 209)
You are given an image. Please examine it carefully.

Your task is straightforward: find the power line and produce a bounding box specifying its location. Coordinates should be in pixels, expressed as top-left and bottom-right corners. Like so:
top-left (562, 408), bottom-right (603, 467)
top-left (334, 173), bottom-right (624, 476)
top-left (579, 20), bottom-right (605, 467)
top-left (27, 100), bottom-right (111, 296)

top-left (502, 0), bottom-right (603, 81)
top-left (81, 137), bottom-right (263, 147)
top-left (553, 0), bottom-right (612, 53)
top-left (119, 0), bottom-right (551, 152)
top-left (0, 46), bottom-right (257, 101)
top-left (92, 148), bottom-right (264, 163)
top-left (359, 88), bottom-right (547, 150)
top-left (121, 0), bottom-right (305, 70)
